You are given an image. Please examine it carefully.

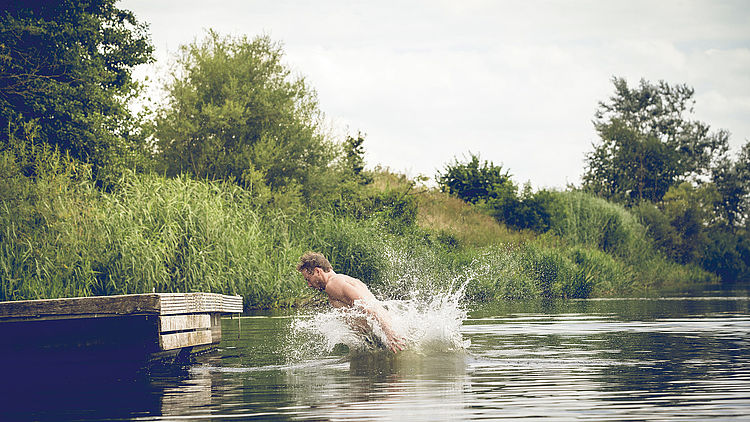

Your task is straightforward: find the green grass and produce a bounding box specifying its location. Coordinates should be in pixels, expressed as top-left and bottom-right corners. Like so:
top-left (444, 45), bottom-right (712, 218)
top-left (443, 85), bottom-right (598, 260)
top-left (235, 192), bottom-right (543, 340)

top-left (415, 189), bottom-right (535, 247)
top-left (0, 165), bottom-right (719, 308)
top-left (0, 167), bottom-right (308, 307)
top-left (550, 191), bottom-right (652, 259)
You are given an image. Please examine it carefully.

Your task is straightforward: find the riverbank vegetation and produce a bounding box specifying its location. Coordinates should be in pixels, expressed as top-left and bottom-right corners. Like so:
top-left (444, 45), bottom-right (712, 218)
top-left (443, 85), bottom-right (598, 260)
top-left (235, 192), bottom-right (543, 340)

top-left (2, 2), bottom-right (748, 308)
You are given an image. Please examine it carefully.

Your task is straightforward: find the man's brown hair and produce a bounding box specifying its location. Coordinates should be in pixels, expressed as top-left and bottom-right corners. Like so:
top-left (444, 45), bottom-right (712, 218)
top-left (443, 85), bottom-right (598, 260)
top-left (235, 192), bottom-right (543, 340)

top-left (297, 251), bottom-right (332, 273)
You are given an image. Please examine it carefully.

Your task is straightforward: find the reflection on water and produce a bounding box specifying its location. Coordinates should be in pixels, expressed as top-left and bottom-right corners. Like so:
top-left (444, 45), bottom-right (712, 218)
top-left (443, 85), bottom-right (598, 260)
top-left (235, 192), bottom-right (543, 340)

top-left (462, 299), bottom-right (750, 420)
top-left (277, 351), bottom-right (472, 421)
top-left (2, 297), bottom-right (749, 421)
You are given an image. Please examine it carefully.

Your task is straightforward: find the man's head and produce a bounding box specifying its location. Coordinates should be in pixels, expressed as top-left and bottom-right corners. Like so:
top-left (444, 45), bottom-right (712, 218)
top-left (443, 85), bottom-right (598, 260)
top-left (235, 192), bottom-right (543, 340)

top-left (297, 251), bottom-right (332, 273)
top-left (297, 252), bottom-right (332, 290)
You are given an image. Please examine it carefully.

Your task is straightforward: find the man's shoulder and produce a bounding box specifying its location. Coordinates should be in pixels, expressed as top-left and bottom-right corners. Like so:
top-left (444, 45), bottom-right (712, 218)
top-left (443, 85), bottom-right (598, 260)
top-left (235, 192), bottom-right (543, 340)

top-left (328, 274), bottom-right (366, 297)
top-left (325, 274), bottom-right (349, 292)
top-left (330, 273), bottom-right (360, 285)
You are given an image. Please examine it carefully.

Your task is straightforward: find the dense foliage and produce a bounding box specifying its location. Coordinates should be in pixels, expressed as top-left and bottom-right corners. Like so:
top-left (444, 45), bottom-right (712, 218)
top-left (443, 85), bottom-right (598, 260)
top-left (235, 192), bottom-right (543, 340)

top-left (712, 141), bottom-right (750, 230)
top-left (0, 154), bottom-right (714, 306)
top-left (437, 153), bottom-right (561, 232)
top-left (436, 78), bottom-right (749, 284)
top-left (153, 31), bottom-right (335, 205)
top-left (583, 78), bottom-right (749, 282)
top-left (583, 77), bottom-right (728, 204)
top-left (0, 0), bottom-right (153, 184)
top-left (437, 153), bottom-right (516, 206)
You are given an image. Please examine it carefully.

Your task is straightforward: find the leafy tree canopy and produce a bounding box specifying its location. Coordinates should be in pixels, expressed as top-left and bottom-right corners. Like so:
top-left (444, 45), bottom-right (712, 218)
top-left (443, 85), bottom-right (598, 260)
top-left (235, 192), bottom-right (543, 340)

top-left (436, 152), bottom-right (516, 207)
top-left (437, 153), bottom-right (562, 232)
top-left (153, 30), bottom-right (334, 202)
top-left (0, 0), bottom-right (153, 182)
top-left (342, 132), bottom-right (371, 184)
top-left (711, 140), bottom-right (750, 230)
top-left (583, 77), bottom-right (729, 204)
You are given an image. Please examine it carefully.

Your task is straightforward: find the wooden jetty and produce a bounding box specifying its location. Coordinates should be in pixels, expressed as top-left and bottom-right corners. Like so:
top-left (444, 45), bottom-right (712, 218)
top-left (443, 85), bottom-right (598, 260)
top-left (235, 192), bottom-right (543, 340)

top-left (0, 293), bottom-right (243, 374)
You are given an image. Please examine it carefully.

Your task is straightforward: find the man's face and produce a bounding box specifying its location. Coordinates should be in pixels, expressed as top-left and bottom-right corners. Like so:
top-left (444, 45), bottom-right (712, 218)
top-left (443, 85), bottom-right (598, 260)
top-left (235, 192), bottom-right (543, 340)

top-left (301, 268), bottom-right (324, 291)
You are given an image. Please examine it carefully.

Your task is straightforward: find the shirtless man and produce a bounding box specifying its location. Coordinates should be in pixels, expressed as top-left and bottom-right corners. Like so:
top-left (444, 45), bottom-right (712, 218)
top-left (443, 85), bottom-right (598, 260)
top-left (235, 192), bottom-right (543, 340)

top-left (297, 252), bottom-right (405, 353)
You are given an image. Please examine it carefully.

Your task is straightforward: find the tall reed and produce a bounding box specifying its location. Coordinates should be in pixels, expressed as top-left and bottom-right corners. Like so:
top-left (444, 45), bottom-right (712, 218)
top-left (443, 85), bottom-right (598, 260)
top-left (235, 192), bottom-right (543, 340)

top-left (1, 167), bottom-right (718, 307)
top-left (550, 191), bottom-right (652, 260)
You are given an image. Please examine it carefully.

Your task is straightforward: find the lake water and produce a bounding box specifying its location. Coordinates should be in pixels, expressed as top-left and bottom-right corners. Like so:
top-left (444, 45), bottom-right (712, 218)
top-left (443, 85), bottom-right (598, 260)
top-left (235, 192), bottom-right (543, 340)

top-left (4, 295), bottom-right (750, 421)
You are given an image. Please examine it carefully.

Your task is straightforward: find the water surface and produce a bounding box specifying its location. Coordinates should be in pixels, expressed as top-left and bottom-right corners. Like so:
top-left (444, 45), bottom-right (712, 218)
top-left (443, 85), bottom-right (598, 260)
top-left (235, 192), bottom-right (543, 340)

top-left (5, 297), bottom-right (749, 421)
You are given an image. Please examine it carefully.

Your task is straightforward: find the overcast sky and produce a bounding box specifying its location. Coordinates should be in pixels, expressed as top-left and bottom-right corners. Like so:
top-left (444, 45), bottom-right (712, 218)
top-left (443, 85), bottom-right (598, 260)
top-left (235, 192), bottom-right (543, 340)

top-left (122, 0), bottom-right (750, 188)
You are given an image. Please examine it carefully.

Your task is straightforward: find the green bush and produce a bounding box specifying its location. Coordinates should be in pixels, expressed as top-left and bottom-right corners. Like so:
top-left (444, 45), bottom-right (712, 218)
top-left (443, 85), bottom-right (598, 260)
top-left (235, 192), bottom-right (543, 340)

top-left (502, 187), bottom-right (566, 233)
top-left (631, 202), bottom-right (682, 260)
top-left (329, 186), bottom-right (418, 231)
top-left (702, 228), bottom-right (750, 283)
top-left (567, 246), bottom-right (633, 297)
top-left (549, 191), bottom-right (652, 260)
top-left (436, 153), bottom-right (517, 207)
top-left (516, 243), bottom-right (567, 297)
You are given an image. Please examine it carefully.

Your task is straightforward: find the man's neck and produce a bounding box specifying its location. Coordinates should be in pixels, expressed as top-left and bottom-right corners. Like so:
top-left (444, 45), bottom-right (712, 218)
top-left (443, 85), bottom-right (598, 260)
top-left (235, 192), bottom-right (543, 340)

top-left (320, 270), bottom-right (335, 290)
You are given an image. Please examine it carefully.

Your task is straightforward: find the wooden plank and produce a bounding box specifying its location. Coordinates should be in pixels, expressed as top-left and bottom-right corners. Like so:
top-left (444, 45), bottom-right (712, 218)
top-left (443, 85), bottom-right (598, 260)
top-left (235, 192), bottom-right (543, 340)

top-left (159, 330), bottom-right (213, 350)
top-left (158, 293), bottom-right (212, 315)
top-left (210, 313), bottom-right (222, 343)
top-left (158, 293), bottom-right (242, 315)
top-left (159, 314), bottom-right (211, 333)
top-left (0, 294), bottom-right (161, 320)
top-left (0, 293), bottom-right (243, 320)
top-left (223, 295), bottom-right (244, 313)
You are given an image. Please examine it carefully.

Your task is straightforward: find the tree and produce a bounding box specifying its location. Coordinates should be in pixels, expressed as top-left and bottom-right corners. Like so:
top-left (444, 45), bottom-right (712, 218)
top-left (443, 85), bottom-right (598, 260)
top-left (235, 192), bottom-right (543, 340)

top-left (0, 1), bottom-right (153, 182)
top-left (712, 140), bottom-right (750, 230)
top-left (661, 182), bottom-right (717, 263)
top-left (583, 77), bottom-right (729, 204)
top-left (153, 31), bottom-right (333, 201)
top-left (436, 152), bottom-right (516, 207)
top-left (502, 185), bottom-right (563, 233)
top-left (702, 227), bottom-right (750, 282)
top-left (632, 182), bottom-right (718, 265)
top-left (342, 132), bottom-right (372, 184)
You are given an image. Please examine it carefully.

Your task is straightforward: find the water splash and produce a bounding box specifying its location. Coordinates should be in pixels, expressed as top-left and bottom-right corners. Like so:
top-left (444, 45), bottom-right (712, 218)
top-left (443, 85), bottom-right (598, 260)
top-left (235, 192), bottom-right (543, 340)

top-left (387, 283), bottom-right (470, 353)
top-left (286, 276), bottom-right (470, 362)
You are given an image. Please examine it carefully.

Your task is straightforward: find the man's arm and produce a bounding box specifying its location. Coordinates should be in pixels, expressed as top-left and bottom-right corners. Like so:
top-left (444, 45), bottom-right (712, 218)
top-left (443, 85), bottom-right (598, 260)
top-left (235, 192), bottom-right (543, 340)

top-left (328, 275), bottom-right (405, 352)
top-left (358, 301), bottom-right (405, 353)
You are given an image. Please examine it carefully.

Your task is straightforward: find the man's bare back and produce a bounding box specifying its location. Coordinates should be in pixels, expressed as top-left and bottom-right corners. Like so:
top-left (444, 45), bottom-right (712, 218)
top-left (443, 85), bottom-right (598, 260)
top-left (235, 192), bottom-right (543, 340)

top-left (324, 273), bottom-right (378, 308)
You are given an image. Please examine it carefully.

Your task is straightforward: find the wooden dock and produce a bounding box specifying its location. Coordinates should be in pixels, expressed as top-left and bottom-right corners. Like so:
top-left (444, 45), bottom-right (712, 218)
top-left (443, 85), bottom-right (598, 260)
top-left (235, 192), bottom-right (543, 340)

top-left (0, 293), bottom-right (243, 373)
